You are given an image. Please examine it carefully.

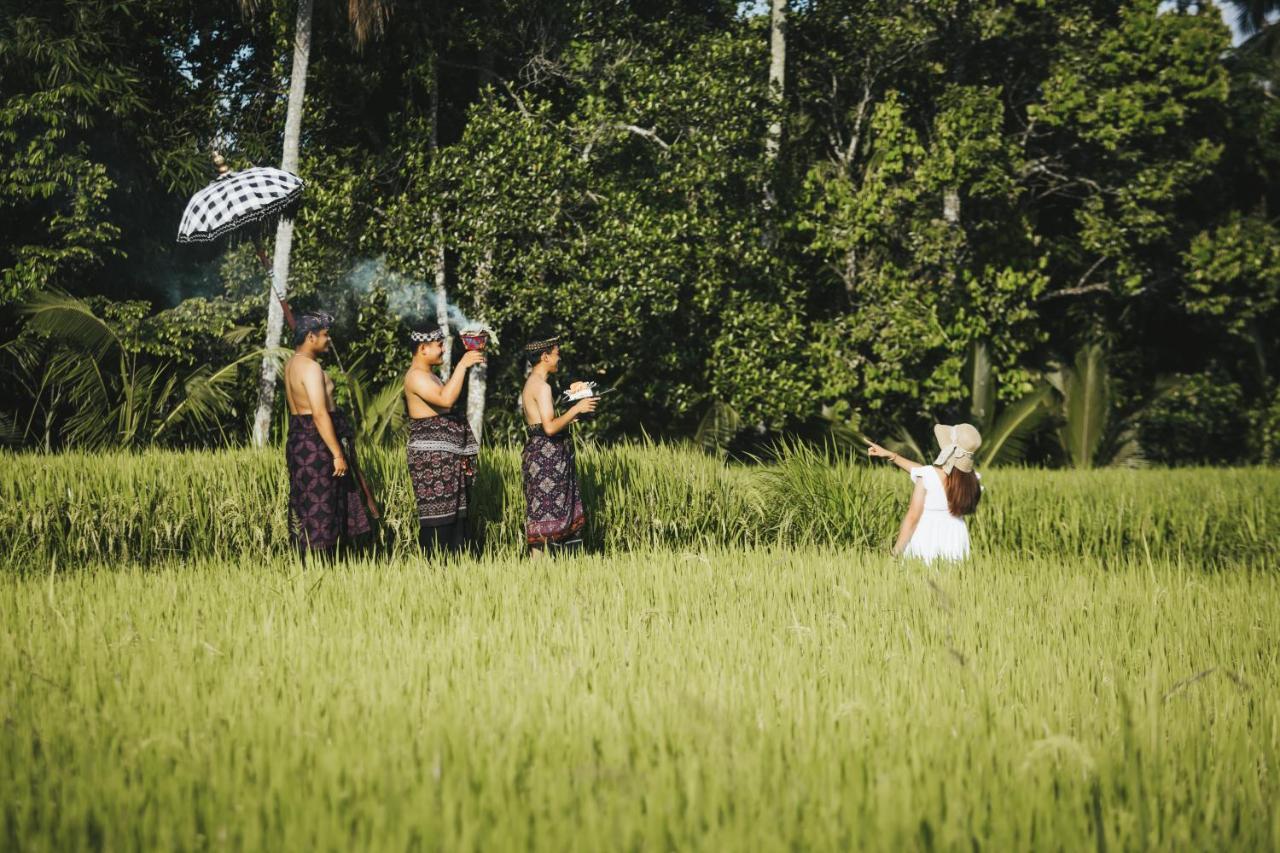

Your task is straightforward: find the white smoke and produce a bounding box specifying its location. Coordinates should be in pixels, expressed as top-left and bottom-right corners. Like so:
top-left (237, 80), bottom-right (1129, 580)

top-left (344, 256), bottom-right (497, 340)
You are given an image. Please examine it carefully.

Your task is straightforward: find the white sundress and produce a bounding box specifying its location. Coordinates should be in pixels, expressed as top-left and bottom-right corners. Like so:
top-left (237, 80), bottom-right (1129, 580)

top-left (903, 466), bottom-right (974, 563)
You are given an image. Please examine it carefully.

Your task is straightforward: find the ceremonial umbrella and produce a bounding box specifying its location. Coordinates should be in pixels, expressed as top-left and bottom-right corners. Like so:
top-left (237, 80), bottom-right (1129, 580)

top-left (175, 155), bottom-right (381, 520)
top-left (176, 155), bottom-right (303, 329)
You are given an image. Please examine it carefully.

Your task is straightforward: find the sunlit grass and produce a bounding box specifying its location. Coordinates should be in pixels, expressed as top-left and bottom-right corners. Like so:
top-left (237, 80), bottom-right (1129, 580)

top-left (1, 443), bottom-right (1275, 567)
top-left (2, 548), bottom-right (1277, 850)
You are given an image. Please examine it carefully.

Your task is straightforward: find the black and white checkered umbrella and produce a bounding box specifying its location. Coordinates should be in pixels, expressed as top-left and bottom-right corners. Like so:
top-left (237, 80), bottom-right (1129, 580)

top-left (176, 166), bottom-right (304, 243)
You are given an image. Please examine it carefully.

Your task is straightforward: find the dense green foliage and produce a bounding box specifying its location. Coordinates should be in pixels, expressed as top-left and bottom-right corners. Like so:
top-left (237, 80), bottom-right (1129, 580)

top-left (2, 0), bottom-right (1278, 459)
top-left (3, 549), bottom-right (1278, 849)
top-left (1, 444), bottom-right (1275, 568)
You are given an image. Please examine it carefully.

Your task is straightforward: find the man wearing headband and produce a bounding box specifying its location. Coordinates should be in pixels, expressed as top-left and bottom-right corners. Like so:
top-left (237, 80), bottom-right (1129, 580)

top-left (283, 311), bottom-right (372, 557)
top-left (403, 326), bottom-right (486, 557)
top-left (519, 336), bottom-right (597, 557)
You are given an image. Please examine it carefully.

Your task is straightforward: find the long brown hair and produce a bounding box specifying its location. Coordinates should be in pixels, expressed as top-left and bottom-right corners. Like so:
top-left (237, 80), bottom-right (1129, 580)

top-left (943, 469), bottom-right (981, 516)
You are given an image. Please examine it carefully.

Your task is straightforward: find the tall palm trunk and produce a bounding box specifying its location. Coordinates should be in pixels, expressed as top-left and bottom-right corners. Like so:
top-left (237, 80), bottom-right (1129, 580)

top-left (465, 248), bottom-right (493, 444)
top-left (251, 0), bottom-right (313, 447)
top-left (765, 0), bottom-right (786, 167)
top-left (429, 50), bottom-right (452, 379)
top-left (762, 0), bottom-right (786, 250)
top-left (763, 0), bottom-right (786, 205)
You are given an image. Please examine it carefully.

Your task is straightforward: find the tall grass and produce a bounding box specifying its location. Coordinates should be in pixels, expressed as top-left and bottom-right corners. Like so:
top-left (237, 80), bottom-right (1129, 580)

top-left (1, 442), bottom-right (1275, 569)
top-left (2, 549), bottom-right (1277, 850)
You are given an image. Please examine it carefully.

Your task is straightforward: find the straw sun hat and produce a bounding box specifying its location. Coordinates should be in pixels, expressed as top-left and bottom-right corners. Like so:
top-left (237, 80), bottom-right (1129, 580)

top-left (932, 423), bottom-right (982, 474)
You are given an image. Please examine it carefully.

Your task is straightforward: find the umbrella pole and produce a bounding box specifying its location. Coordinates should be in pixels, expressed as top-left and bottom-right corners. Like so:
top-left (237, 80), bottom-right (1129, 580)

top-left (253, 241), bottom-right (295, 331)
top-left (325, 338), bottom-right (382, 521)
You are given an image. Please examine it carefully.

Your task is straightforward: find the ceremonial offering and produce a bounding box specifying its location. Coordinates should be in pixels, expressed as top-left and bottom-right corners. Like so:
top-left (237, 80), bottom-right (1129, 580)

top-left (563, 382), bottom-right (615, 401)
top-left (460, 329), bottom-right (489, 351)
top-left (563, 382), bottom-right (596, 401)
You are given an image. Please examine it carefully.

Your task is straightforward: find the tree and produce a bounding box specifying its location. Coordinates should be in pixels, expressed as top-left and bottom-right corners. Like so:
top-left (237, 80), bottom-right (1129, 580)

top-left (245, 0), bottom-right (391, 448)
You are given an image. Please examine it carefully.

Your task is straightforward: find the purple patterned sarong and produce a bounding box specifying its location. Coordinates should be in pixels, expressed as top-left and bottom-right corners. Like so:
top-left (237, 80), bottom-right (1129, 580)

top-left (407, 413), bottom-right (479, 527)
top-left (522, 424), bottom-right (586, 547)
top-left (287, 409), bottom-right (372, 554)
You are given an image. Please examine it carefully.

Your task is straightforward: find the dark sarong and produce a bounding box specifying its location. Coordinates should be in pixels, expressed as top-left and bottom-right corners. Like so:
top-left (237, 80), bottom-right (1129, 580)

top-left (407, 413), bottom-right (479, 527)
top-left (522, 424), bottom-right (586, 547)
top-left (287, 409), bottom-right (372, 554)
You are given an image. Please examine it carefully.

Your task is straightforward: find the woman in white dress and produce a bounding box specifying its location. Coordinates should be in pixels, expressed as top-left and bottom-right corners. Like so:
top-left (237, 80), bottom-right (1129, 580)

top-left (867, 424), bottom-right (983, 563)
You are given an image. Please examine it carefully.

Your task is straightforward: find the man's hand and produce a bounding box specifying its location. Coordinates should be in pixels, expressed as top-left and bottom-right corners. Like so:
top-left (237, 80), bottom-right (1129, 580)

top-left (333, 454), bottom-right (349, 478)
top-left (573, 396), bottom-right (599, 416)
top-left (458, 350), bottom-right (486, 370)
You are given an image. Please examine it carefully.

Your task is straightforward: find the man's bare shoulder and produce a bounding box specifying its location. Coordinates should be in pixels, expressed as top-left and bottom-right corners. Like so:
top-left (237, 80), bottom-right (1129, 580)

top-left (286, 353), bottom-right (322, 378)
top-left (404, 365), bottom-right (438, 389)
top-left (523, 372), bottom-right (548, 392)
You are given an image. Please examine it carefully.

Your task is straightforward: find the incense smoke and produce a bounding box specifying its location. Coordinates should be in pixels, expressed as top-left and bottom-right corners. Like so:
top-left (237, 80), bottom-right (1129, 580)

top-left (344, 256), bottom-right (496, 339)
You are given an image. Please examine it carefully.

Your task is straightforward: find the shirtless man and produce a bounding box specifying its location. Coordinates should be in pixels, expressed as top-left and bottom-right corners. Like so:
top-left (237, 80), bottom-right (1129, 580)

top-left (403, 328), bottom-right (485, 556)
top-left (282, 312), bottom-right (371, 556)
top-left (519, 337), bottom-right (597, 557)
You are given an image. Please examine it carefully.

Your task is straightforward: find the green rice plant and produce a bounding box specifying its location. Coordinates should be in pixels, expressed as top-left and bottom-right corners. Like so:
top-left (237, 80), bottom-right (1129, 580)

top-left (0, 443), bottom-right (1275, 570)
top-left (1, 548), bottom-right (1276, 850)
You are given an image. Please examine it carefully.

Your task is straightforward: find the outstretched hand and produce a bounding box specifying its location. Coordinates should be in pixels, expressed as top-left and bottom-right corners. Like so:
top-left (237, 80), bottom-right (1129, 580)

top-left (458, 350), bottom-right (486, 370)
top-left (867, 442), bottom-right (895, 460)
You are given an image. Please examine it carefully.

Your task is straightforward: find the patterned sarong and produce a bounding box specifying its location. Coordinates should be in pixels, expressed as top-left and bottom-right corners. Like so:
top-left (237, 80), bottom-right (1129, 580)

top-left (407, 414), bottom-right (479, 527)
top-left (522, 424), bottom-right (586, 546)
top-left (287, 409), bottom-right (373, 554)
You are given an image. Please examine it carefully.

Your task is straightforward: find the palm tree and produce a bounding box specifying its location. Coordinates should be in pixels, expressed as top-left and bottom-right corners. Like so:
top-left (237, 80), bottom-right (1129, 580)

top-left (1228, 0), bottom-right (1280, 36)
top-left (245, 0), bottom-right (392, 448)
top-left (13, 292), bottom-right (283, 449)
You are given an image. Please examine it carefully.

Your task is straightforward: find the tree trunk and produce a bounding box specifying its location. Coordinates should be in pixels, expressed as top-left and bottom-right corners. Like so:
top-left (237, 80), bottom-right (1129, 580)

top-left (762, 0), bottom-right (786, 247)
top-left (251, 0), bottom-right (313, 448)
top-left (465, 247), bottom-right (493, 444)
top-left (429, 50), bottom-right (452, 379)
top-left (943, 187), bottom-right (961, 225)
top-left (765, 0), bottom-right (786, 168)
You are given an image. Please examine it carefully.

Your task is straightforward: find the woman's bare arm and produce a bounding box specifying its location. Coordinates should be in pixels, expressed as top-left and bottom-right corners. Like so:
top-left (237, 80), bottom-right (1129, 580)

top-left (891, 480), bottom-right (926, 556)
top-left (868, 441), bottom-right (922, 473)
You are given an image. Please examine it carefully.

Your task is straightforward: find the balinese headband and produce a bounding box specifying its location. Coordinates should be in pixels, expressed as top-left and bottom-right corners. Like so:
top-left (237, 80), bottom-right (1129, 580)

top-left (410, 328), bottom-right (445, 343)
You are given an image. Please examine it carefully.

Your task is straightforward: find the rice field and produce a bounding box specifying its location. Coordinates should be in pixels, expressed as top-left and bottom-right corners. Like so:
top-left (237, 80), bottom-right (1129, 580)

top-left (2, 445), bottom-right (1278, 850)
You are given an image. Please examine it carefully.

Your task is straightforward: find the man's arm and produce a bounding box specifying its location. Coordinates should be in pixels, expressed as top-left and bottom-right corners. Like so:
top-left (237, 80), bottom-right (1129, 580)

top-left (536, 382), bottom-right (595, 435)
top-left (301, 361), bottom-right (346, 477)
top-left (410, 351), bottom-right (484, 409)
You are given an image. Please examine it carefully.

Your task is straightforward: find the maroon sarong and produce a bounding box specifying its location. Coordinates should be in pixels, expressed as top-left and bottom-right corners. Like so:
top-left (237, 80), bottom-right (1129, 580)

top-left (522, 425), bottom-right (586, 547)
top-left (407, 413), bottom-right (479, 527)
top-left (287, 409), bottom-right (372, 554)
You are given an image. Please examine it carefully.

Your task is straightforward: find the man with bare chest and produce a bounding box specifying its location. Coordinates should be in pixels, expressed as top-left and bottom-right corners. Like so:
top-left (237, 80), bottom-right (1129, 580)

top-left (403, 326), bottom-right (485, 556)
top-left (283, 311), bottom-right (371, 556)
top-left (520, 337), bottom-right (597, 558)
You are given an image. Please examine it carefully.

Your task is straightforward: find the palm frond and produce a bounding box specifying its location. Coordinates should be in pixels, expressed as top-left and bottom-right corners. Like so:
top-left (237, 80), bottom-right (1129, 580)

top-left (348, 0), bottom-right (392, 47)
top-left (21, 291), bottom-right (122, 361)
top-left (0, 411), bottom-right (20, 446)
top-left (979, 384), bottom-right (1053, 466)
top-left (967, 340), bottom-right (995, 432)
top-left (357, 379), bottom-right (407, 447)
top-left (695, 400), bottom-right (741, 456)
top-left (1058, 343), bottom-right (1110, 469)
top-left (154, 347), bottom-right (290, 442)
top-left (221, 325), bottom-right (257, 346)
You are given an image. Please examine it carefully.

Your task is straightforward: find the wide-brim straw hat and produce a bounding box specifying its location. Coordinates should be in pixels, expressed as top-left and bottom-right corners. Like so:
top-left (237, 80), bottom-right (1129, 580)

top-left (933, 423), bottom-right (982, 474)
